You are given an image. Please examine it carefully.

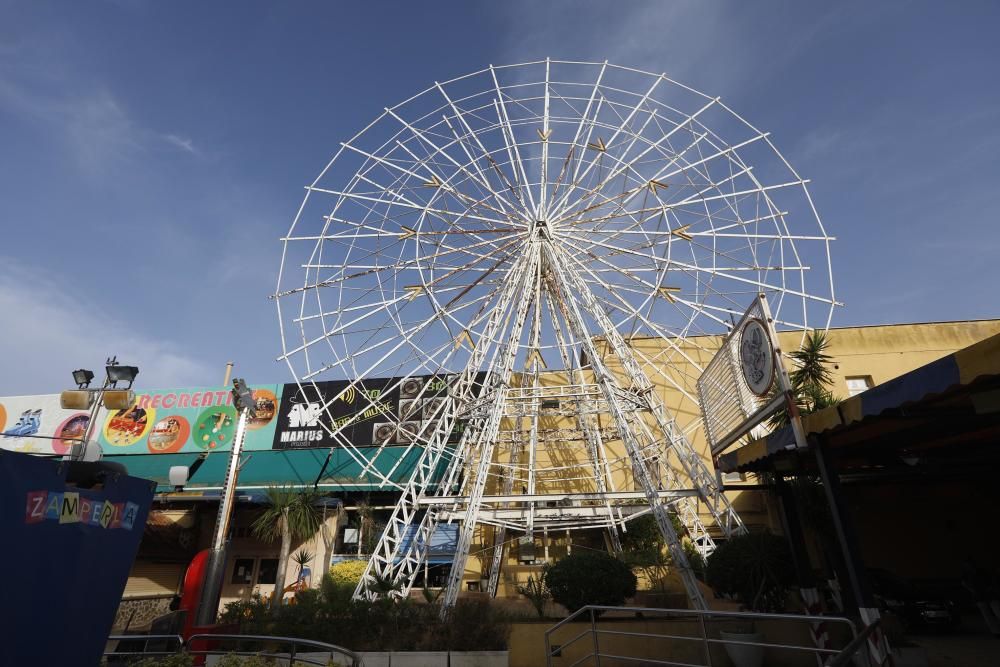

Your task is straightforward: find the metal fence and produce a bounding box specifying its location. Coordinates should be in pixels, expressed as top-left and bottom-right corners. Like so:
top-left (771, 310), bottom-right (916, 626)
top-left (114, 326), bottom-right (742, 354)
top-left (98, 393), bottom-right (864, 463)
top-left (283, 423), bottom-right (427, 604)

top-left (104, 633), bottom-right (361, 666)
top-left (544, 605), bottom-right (883, 667)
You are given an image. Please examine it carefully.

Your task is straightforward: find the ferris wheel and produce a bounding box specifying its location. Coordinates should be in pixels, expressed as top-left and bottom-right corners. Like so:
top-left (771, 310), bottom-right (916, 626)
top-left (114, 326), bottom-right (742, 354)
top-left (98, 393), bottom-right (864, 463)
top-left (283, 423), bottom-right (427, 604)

top-left (274, 59), bottom-right (836, 610)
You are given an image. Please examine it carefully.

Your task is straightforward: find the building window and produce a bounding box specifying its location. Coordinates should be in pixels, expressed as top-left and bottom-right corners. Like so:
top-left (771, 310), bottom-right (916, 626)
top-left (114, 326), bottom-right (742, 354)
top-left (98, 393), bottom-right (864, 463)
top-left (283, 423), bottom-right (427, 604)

top-left (231, 558), bottom-right (255, 585)
top-left (845, 376), bottom-right (873, 397)
top-left (257, 559), bottom-right (279, 585)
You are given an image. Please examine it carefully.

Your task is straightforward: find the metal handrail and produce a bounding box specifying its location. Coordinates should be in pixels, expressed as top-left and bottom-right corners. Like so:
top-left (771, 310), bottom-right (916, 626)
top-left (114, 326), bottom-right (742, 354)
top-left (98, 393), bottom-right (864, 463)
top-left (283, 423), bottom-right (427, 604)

top-left (544, 605), bottom-right (867, 667)
top-left (105, 634), bottom-right (184, 657)
top-left (824, 619), bottom-right (884, 667)
top-left (103, 632), bottom-right (361, 666)
top-left (187, 633), bottom-right (361, 667)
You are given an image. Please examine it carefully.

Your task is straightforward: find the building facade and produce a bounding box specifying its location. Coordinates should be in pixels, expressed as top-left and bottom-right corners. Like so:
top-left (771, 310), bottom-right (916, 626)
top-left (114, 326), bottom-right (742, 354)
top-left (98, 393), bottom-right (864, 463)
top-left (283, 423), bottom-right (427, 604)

top-left (3, 318), bottom-right (997, 624)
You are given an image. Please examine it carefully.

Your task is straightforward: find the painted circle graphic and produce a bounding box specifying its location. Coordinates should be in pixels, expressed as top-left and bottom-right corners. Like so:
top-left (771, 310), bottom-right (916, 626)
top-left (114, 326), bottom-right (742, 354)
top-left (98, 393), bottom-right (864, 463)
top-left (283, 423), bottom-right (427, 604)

top-left (247, 389), bottom-right (277, 430)
top-left (54, 413), bottom-right (90, 455)
top-left (194, 406), bottom-right (237, 450)
top-left (103, 404), bottom-right (156, 447)
top-left (147, 415), bottom-right (191, 454)
top-left (739, 318), bottom-right (776, 397)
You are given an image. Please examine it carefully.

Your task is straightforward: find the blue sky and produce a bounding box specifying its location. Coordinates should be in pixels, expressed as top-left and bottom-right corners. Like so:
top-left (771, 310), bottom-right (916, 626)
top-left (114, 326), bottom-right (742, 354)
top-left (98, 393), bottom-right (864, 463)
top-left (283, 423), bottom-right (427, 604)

top-left (1, 1), bottom-right (998, 394)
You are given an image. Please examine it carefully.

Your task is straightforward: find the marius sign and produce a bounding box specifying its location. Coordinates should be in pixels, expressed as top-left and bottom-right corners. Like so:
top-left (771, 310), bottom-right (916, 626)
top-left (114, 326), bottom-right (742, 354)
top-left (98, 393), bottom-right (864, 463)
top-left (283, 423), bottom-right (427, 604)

top-left (272, 374), bottom-right (466, 450)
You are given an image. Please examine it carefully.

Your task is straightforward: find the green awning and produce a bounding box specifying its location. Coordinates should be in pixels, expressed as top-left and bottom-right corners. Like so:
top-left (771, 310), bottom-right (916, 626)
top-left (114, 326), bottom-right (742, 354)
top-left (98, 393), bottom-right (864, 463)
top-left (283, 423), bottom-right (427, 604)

top-left (106, 446), bottom-right (428, 493)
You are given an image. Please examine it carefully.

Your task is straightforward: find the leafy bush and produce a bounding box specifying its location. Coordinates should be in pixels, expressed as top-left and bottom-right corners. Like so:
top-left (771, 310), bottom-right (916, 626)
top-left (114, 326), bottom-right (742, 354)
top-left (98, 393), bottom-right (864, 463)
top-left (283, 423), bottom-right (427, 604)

top-left (128, 656), bottom-right (193, 667)
top-left (544, 551), bottom-right (637, 612)
top-left (516, 575), bottom-right (550, 618)
top-left (705, 531), bottom-right (794, 612)
top-left (682, 542), bottom-right (706, 580)
top-left (328, 559), bottom-right (368, 588)
top-left (220, 575), bottom-right (510, 652)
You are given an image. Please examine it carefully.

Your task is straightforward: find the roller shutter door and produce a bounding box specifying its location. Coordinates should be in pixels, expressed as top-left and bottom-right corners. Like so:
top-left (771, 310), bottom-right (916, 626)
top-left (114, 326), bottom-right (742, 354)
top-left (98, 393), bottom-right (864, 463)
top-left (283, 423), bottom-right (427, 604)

top-left (122, 560), bottom-right (184, 597)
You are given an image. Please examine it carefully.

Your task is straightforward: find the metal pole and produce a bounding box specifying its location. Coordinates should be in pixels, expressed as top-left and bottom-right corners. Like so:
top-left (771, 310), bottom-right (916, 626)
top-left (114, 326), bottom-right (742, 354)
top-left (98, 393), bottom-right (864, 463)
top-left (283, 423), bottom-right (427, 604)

top-left (813, 438), bottom-right (889, 665)
top-left (590, 607), bottom-right (601, 667)
top-left (195, 406), bottom-right (250, 626)
top-left (699, 611), bottom-right (714, 667)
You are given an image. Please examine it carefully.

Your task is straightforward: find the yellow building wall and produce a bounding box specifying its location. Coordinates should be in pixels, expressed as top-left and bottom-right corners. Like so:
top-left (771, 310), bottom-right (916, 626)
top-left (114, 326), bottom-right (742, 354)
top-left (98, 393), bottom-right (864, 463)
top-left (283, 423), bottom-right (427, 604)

top-left (461, 319), bottom-right (1000, 596)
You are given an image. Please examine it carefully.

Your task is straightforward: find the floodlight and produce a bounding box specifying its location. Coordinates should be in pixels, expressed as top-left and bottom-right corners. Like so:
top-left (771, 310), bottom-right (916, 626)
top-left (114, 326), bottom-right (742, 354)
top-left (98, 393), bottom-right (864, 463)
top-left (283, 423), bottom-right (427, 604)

top-left (232, 378), bottom-right (255, 412)
top-left (69, 440), bottom-right (103, 463)
top-left (72, 369), bottom-right (95, 388)
top-left (61, 390), bottom-right (95, 410)
top-left (106, 364), bottom-right (139, 388)
top-left (102, 389), bottom-right (135, 411)
top-left (169, 466), bottom-right (190, 490)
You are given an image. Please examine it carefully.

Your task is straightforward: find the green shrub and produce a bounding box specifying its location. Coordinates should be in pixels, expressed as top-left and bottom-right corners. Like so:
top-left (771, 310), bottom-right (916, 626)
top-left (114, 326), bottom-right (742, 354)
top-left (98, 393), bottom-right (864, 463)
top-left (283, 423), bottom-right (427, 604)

top-left (516, 575), bottom-right (550, 618)
top-left (705, 531), bottom-right (794, 612)
top-left (128, 656), bottom-right (193, 667)
top-left (544, 551), bottom-right (637, 612)
top-left (682, 542), bottom-right (706, 580)
top-left (217, 577), bottom-right (510, 652)
top-left (328, 559), bottom-right (367, 588)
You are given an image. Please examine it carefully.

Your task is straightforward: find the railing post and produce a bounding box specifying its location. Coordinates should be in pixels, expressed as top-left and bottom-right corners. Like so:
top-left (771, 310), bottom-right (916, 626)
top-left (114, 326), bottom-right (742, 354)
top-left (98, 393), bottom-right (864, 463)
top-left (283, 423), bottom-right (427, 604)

top-left (590, 607), bottom-right (601, 667)
top-left (699, 611), bottom-right (714, 667)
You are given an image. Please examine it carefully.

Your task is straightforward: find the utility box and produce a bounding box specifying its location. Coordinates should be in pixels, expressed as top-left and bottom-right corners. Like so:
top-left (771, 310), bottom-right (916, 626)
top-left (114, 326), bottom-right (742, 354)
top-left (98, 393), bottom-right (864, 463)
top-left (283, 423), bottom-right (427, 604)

top-left (0, 450), bottom-right (154, 666)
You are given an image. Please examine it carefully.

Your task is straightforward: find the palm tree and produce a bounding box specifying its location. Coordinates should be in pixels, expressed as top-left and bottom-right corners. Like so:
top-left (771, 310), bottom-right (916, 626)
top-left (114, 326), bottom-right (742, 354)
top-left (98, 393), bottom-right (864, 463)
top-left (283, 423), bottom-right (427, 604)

top-left (769, 331), bottom-right (840, 428)
top-left (355, 498), bottom-right (376, 557)
top-left (788, 330), bottom-right (834, 391)
top-left (292, 548), bottom-right (314, 582)
top-left (252, 487), bottom-right (323, 608)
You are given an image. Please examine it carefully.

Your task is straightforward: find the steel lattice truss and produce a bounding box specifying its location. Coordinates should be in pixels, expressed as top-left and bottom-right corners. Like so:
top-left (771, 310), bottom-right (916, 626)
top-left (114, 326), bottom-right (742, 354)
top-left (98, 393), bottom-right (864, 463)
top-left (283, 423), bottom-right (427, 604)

top-left (274, 60), bottom-right (836, 611)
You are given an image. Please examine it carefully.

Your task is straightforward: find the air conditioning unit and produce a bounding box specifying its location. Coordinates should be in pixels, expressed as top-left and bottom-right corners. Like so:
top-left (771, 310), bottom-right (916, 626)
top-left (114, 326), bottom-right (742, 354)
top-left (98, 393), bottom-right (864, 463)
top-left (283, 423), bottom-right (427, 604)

top-left (517, 536), bottom-right (535, 563)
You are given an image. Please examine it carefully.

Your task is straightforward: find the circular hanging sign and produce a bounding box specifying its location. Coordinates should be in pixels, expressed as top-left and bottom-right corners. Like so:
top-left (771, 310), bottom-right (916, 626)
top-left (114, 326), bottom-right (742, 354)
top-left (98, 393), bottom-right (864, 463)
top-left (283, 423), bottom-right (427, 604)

top-left (739, 318), bottom-right (775, 396)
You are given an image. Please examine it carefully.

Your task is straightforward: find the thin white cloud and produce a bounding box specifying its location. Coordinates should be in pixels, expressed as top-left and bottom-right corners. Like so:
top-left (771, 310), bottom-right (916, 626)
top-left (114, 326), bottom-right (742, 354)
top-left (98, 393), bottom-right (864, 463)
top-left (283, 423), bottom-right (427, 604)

top-left (164, 133), bottom-right (198, 155)
top-left (0, 68), bottom-right (199, 177)
top-left (0, 260), bottom-right (210, 395)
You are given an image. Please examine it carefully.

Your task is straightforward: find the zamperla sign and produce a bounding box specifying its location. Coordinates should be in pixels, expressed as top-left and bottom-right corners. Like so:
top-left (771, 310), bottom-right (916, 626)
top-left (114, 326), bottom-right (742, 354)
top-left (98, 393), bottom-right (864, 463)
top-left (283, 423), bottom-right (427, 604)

top-left (272, 375), bottom-right (466, 450)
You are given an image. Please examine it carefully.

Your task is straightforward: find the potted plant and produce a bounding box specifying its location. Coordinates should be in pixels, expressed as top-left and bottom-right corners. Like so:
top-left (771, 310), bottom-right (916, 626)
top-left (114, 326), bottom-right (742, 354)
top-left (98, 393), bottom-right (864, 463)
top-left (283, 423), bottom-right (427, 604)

top-left (705, 531), bottom-right (794, 667)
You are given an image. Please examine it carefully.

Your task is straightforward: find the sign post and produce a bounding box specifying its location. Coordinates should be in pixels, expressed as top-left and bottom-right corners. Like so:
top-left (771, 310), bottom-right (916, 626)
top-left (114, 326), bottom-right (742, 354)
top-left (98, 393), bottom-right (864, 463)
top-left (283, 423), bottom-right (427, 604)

top-left (193, 378), bottom-right (254, 627)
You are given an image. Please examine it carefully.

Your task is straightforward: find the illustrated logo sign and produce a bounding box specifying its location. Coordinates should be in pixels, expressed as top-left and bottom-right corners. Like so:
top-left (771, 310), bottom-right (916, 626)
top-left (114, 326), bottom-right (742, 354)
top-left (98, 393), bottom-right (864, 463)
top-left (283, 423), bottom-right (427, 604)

top-left (272, 374), bottom-right (475, 450)
top-left (739, 318), bottom-right (775, 396)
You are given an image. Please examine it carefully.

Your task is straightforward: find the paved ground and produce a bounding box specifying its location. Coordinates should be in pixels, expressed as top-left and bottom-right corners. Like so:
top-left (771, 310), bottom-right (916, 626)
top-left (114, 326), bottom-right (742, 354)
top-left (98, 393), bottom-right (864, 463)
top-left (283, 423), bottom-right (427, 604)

top-left (910, 614), bottom-right (999, 667)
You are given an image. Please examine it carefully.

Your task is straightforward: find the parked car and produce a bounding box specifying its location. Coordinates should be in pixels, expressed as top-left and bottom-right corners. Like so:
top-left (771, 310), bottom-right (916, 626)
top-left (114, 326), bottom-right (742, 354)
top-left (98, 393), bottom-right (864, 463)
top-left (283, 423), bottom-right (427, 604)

top-left (869, 569), bottom-right (959, 631)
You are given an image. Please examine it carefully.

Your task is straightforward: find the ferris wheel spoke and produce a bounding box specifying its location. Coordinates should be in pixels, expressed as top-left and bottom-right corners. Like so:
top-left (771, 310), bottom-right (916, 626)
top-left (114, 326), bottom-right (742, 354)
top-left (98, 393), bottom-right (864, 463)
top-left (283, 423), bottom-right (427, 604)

top-left (306, 185), bottom-right (515, 229)
top-left (490, 66), bottom-right (538, 215)
top-left (668, 258), bottom-right (835, 305)
top-left (549, 96), bottom-right (719, 222)
top-left (547, 75), bottom-right (665, 218)
top-left (383, 106), bottom-right (524, 220)
top-left (435, 83), bottom-right (533, 217)
top-left (340, 141), bottom-right (520, 238)
top-left (551, 245), bottom-right (717, 387)
top-left (387, 132), bottom-right (523, 227)
top-left (555, 132), bottom-right (708, 230)
top-left (554, 129), bottom-right (766, 228)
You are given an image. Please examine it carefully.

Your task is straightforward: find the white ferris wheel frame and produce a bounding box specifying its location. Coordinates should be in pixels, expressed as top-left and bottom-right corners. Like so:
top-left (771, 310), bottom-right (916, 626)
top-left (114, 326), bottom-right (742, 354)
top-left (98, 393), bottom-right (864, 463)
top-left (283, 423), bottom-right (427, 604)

top-left (273, 59), bottom-right (838, 611)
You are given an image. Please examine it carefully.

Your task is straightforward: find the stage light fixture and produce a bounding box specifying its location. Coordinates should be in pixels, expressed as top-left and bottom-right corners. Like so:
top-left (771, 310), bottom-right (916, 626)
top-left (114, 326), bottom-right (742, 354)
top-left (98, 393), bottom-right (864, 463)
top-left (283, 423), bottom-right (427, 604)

top-left (106, 364), bottom-right (139, 388)
top-left (72, 369), bottom-right (95, 388)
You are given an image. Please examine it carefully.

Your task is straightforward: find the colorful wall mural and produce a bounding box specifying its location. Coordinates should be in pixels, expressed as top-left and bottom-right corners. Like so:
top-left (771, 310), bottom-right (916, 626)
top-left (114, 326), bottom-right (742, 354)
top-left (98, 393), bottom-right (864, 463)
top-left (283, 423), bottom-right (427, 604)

top-left (0, 385), bottom-right (282, 456)
top-left (0, 374), bottom-right (466, 456)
